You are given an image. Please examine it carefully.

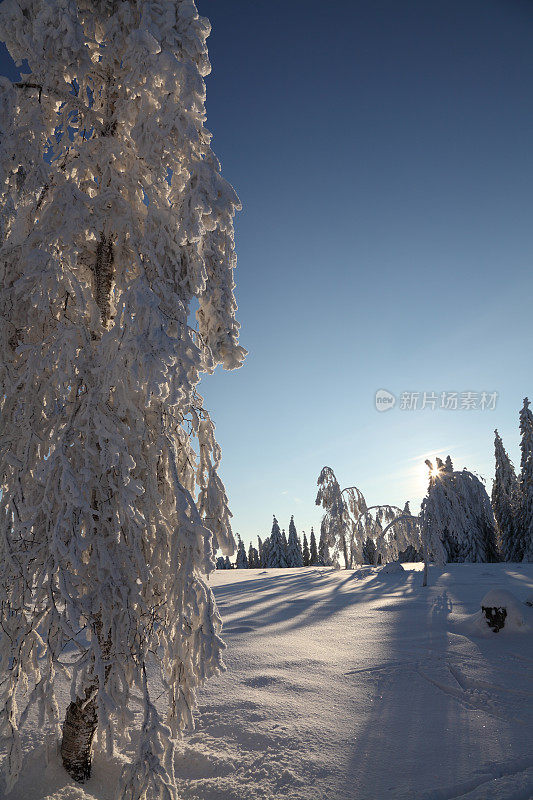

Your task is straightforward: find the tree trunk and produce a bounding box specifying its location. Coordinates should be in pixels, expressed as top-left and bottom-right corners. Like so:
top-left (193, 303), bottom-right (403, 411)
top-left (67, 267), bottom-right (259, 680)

top-left (342, 536), bottom-right (350, 569)
top-left (61, 609), bottom-right (110, 782)
top-left (60, 686), bottom-right (98, 782)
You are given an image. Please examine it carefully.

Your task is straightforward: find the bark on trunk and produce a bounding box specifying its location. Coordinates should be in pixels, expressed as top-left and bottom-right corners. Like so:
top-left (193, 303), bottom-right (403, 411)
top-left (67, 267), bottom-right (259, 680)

top-left (93, 233), bottom-right (114, 326)
top-left (60, 686), bottom-right (98, 782)
top-left (61, 611), bottom-right (111, 782)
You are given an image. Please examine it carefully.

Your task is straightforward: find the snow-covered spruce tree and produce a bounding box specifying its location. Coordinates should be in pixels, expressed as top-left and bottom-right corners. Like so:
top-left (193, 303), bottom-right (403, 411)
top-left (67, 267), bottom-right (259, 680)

top-left (235, 537), bottom-right (248, 568)
top-left (286, 515), bottom-right (303, 567)
top-left (492, 430), bottom-right (521, 561)
top-left (309, 527), bottom-right (318, 565)
top-left (216, 556), bottom-right (226, 569)
top-left (302, 532), bottom-right (310, 566)
top-left (260, 535), bottom-right (270, 568)
top-left (519, 399), bottom-right (533, 561)
top-left (282, 528), bottom-right (288, 562)
top-left (361, 537), bottom-right (376, 565)
top-left (224, 555), bottom-right (233, 570)
top-left (266, 516), bottom-right (287, 568)
top-left (247, 543), bottom-right (258, 568)
top-left (0, 1), bottom-right (245, 796)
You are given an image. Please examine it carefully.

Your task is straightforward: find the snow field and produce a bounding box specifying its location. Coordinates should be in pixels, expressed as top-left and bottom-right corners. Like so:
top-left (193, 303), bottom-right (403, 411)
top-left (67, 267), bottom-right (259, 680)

top-left (2, 563), bottom-right (533, 800)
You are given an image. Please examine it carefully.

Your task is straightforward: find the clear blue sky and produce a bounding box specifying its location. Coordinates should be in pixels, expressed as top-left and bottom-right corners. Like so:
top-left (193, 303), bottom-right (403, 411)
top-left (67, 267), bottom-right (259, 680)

top-left (2, 1), bottom-right (532, 547)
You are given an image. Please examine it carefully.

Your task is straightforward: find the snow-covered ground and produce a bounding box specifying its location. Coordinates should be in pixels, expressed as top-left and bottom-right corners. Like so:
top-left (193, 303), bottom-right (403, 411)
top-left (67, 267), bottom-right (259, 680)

top-left (3, 563), bottom-right (533, 800)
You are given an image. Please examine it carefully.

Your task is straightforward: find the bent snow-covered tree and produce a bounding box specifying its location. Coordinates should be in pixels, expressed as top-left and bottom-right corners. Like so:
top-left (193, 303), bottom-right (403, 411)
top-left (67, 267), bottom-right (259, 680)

top-left (421, 458), bottom-right (497, 584)
top-left (0, 1), bottom-right (245, 797)
top-left (316, 467), bottom-right (420, 567)
top-left (372, 503), bottom-right (422, 565)
top-left (315, 468), bottom-right (358, 568)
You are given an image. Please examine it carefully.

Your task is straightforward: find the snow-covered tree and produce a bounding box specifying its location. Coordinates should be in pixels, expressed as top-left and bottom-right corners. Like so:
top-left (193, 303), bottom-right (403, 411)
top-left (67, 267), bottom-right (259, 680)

top-left (248, 543), bottom-right (259, 569)
top-left (421, 458), bottom-right (497, 581)
top-left (370, 501), bottom-right (422, 565)
top-left (224, 555), bottom-right (233, 570)
top-left (362, 537), bottom-right (376, 565)
top-left (266, 516), bottom-right (288, 568)
top-left (235, 537), bottom-right (249, 568)
top-left (0, 1), bottom-right (244, 796)
top-left (309, 528), bottom-right (319, 566)
top-left (318, 525), bottom-right (332, 566)
top-left (316, 467), bottom-right (353, 568)
top-left (302, 532), bottom-right (310, 566)
top-left (316, 467), bottom-right (421, 568)
top-left (216, 556), bottom-right (226, 569)
top-left (341, 486), bottom-right (370, 567)
top-left (286, 516), bottom-right (303, 567)
top-left (282, 528), bottom-right (289, 562)
top-left (492, 430), bottom-right (521, 561)
top-left (260, 535), bottom-right (271, 568)
top-left (257, 536), bottom-right (263, 565)
top-left (396, 502), bottom-right (423, 561)
top-left (519, 399), bottom-right (533, 561)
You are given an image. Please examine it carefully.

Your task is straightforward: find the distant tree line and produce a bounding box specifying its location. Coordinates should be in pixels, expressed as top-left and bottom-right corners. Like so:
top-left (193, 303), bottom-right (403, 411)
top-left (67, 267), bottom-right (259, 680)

top-left (216, 515), bottom-right (332, 569)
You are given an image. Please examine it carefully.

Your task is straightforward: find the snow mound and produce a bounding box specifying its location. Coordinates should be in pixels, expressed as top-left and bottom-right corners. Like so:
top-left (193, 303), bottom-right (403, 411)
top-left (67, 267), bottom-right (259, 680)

top-left (481, 588), bottom-right (525, 631)
top-left (378, 562), bottom-right (405, 575)
top-left (352, 566), bottom-right (373, 580)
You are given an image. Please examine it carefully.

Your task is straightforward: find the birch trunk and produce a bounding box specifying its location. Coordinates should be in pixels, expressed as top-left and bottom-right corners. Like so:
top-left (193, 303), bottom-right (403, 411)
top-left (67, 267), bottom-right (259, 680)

top-left (60, 686), bottom-right (98, 782)
top-left (61, 604), bottom-right (110, 781)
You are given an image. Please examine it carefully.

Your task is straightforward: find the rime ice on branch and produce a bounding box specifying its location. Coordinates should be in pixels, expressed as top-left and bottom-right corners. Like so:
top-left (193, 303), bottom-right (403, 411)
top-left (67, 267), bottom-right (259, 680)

top-left (0, 1), bottom-right (244, 797)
